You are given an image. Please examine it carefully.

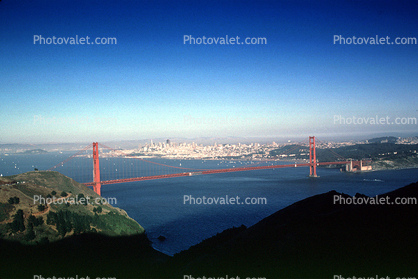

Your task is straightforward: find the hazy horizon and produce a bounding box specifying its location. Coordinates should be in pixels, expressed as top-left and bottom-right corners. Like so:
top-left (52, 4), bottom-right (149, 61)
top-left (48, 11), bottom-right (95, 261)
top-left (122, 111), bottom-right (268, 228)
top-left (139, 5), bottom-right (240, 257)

top-left (1, 132), bottom-right (416, 149)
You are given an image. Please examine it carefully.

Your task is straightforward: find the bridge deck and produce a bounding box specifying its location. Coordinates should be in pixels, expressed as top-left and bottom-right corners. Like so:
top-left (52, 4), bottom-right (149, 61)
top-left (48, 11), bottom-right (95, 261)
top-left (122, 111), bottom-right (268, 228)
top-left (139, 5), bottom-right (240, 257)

top-left (83, 160), bottom-right (364, 186)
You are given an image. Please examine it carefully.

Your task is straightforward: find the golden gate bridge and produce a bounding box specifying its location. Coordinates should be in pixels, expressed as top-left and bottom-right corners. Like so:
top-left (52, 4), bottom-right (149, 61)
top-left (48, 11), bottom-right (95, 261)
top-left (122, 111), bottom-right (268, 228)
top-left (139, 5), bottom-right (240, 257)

top-left (46, 136), bottom-right (371, 196)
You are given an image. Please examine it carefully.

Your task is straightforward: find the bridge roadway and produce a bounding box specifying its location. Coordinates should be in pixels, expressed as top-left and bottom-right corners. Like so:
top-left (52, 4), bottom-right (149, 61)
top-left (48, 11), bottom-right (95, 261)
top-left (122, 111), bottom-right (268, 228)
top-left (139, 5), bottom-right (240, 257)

top-left (83, 161), bottom-right (357, 187)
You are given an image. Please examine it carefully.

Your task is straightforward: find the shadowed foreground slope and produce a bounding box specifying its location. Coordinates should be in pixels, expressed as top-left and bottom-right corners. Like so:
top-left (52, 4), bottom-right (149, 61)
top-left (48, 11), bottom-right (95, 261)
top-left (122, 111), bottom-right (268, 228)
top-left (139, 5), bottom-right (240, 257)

top-left (166, 181), bottom-right (418, 278)
top-left (1, 181), bottom-right (417, 278)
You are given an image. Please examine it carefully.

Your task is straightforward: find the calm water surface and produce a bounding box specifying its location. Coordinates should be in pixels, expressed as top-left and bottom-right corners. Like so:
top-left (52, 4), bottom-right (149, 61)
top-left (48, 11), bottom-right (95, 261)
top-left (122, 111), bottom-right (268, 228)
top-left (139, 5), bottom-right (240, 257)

top-left (1, 153), bottom-right (417, 255)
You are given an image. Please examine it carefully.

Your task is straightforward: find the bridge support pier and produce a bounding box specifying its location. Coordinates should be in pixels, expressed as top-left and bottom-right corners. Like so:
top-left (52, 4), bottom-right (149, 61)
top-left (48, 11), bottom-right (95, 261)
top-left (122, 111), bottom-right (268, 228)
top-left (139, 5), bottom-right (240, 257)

top-left (309, 136), bottom-right (319, 178)
top-left (346, 160), bottom-right (353, 172)
top-left (93, 142), bottom-right (101, 196)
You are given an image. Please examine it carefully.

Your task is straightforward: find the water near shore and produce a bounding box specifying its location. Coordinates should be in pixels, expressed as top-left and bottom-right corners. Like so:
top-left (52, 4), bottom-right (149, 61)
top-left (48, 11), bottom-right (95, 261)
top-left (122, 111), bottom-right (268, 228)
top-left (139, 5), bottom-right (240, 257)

top-left (1, 153), bottom-right (417, 255)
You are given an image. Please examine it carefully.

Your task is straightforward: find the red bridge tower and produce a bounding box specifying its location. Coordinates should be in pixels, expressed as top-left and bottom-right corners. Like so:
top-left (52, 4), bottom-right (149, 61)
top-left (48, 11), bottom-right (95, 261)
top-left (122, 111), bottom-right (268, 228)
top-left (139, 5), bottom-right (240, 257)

top-left (93, 142), bottom-right (101, 195)
top-left (309, 136), bottom-right (318, 177)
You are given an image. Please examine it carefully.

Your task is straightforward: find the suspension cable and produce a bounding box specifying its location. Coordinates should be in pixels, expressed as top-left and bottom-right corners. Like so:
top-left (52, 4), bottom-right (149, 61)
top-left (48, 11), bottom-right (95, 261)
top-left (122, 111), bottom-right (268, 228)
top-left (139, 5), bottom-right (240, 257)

top-left (47, 144), bottom-right (93, 171)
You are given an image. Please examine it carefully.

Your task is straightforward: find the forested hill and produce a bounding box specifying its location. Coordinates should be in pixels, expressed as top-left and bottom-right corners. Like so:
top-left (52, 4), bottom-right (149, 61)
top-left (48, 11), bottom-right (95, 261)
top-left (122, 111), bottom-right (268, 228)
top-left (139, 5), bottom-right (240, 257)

top-left (270, 142), bottom-right (418, 162)
top-left (0, 171), bottom-right (144, 244)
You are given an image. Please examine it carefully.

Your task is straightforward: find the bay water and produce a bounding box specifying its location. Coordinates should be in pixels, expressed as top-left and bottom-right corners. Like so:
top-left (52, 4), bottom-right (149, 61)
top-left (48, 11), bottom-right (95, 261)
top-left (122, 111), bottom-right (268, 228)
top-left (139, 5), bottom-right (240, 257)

top-left (1, 153), bottom-right (417, 255)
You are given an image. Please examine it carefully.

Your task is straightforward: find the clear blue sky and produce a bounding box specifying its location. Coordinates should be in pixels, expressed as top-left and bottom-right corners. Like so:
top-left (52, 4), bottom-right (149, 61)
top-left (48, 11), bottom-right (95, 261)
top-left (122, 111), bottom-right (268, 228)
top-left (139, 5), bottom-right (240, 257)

top-left (1, 0), bottom-right (417, 143)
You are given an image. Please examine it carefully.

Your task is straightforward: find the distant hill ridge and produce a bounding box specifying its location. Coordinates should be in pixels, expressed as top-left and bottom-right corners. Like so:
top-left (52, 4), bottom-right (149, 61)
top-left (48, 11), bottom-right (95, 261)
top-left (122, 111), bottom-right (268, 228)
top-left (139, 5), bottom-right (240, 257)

top-left (367, 136), bottom-right (398, 143)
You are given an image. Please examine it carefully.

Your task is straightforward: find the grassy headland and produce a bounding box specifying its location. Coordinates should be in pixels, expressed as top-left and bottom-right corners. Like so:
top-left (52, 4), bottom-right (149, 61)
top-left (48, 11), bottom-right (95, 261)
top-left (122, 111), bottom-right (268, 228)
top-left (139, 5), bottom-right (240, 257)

top-left (0, 171), bottom-right (144, 244)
